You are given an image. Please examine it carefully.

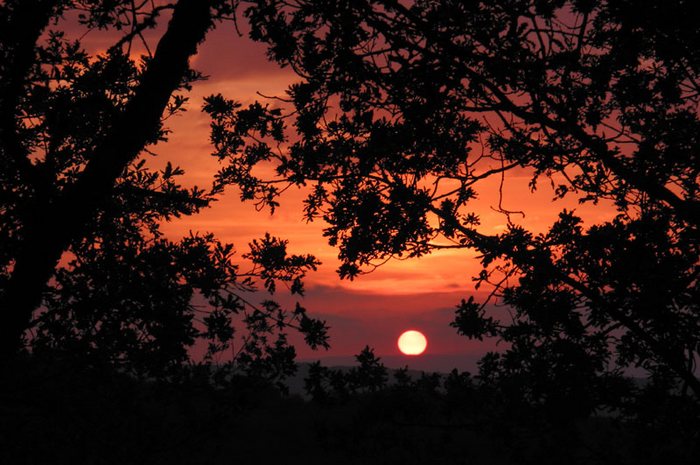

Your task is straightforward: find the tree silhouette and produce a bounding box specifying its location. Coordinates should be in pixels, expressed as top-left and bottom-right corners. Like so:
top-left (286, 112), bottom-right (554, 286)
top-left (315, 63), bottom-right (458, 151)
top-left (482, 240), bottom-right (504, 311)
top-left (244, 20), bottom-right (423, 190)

top-left (208, 0), bottom-right (700, 406)
top-left (305, 346), bottom-right (389, 401)
top-left (0, 0), bottom-right (328, 377)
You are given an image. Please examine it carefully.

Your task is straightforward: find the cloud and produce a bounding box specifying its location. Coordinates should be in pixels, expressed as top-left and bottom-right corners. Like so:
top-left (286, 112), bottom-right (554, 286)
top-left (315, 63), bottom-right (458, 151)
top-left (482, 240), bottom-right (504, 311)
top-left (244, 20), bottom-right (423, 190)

top-left (272, 285), bottom-right (498, 365)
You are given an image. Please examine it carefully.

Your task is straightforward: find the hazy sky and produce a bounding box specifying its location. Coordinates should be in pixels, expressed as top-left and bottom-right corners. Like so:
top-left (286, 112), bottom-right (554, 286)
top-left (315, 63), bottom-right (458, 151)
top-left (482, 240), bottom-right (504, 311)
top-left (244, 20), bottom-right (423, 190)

top-left (69, 13), bottom-right (616, 370)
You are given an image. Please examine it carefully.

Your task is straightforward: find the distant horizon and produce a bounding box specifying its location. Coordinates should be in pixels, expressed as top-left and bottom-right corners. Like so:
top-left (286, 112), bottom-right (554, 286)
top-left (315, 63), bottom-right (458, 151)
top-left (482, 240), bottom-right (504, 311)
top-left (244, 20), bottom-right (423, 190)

top-left (298, 352), bottom-right (483, 373)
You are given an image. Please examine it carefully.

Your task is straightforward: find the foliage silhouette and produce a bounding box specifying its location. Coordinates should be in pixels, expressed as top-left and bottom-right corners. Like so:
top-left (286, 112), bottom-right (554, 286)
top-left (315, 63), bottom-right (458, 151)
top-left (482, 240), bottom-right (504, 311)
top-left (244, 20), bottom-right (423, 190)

top-left (208, 0), bottom-right (700, 410)
top-left (0, 0), bottom-right (328, 379)
top-left (1, 0), bottom-right (699, 462)
top-left (305, 346), bottom-right (389, 400)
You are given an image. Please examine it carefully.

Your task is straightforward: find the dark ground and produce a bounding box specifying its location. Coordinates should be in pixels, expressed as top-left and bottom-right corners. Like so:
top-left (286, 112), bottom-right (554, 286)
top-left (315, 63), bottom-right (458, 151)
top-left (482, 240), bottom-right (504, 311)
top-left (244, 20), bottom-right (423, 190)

top-left (1, 356), bottom-right (698, 465)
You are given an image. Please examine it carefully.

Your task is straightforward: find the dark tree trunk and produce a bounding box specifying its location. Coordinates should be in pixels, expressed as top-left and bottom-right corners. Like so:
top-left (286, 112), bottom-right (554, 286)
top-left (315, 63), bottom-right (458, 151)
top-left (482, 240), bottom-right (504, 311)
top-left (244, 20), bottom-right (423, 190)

top-left (0, 0), bottom-right (214, 359)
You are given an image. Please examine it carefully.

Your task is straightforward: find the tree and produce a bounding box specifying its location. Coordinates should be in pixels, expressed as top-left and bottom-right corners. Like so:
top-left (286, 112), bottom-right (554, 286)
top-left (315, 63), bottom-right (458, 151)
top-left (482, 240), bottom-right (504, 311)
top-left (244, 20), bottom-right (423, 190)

top-left (305, 346), bottom-right (389, 401)
top-left (206, 0), bottom-right (700, 406)
top-left (0, 0), bottom-right (328, 377)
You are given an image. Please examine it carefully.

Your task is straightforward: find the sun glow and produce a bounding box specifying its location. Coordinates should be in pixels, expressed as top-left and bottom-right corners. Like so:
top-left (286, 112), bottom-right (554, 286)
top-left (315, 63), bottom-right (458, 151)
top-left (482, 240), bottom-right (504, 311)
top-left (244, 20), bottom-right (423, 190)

top-left (397, 330), bottom-right (428, 356)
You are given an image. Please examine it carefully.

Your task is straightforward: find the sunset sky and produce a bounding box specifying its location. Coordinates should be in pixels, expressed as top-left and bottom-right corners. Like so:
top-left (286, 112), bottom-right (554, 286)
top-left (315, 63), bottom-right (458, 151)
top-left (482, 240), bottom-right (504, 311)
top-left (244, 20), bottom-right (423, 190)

top-left (72, 14), bottom-right (617, 371)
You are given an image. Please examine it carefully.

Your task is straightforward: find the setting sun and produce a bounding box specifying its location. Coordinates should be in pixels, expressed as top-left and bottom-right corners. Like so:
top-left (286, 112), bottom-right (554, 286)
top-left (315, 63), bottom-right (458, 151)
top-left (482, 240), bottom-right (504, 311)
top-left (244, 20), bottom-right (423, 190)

top-left (397, 330), bottom-right (428, 356)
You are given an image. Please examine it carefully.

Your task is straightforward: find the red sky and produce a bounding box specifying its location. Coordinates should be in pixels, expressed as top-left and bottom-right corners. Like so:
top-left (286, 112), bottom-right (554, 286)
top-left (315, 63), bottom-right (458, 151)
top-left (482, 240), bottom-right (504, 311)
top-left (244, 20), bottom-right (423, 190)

top-left (69, 13), bottom-right (616, 371)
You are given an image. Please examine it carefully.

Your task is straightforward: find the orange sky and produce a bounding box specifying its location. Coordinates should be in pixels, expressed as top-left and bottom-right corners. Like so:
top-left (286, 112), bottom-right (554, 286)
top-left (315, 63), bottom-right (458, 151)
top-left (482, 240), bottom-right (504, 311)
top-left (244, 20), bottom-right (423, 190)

top-left (69, 15), bottom-right (616, 370)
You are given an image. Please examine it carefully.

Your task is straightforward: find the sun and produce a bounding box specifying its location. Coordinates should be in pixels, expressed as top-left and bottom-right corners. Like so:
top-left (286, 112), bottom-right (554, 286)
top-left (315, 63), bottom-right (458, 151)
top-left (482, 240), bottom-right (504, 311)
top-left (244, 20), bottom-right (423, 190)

top-left (397, 330), bottom-right (427, 356)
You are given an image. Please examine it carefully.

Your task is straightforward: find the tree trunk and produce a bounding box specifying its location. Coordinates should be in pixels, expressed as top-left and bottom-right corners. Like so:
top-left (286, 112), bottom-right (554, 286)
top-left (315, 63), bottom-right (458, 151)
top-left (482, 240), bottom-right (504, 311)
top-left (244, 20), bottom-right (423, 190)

top-left (0, 0), bottom-right (214, 359)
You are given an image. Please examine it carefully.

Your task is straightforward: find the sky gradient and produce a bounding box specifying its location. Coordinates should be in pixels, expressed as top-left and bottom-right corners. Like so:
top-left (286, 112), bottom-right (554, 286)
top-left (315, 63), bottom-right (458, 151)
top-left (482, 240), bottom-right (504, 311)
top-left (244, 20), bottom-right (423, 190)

top-left (73, 15), bottom-right (617, 371)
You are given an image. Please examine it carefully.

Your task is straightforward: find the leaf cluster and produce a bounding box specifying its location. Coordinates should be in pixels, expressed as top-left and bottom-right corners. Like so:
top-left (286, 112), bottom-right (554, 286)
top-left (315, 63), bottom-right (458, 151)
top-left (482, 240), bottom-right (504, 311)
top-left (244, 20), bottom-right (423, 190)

top-left (1, 0), bottom-right (329, 380)
top-left (211, 0), bottom-right (700, 406)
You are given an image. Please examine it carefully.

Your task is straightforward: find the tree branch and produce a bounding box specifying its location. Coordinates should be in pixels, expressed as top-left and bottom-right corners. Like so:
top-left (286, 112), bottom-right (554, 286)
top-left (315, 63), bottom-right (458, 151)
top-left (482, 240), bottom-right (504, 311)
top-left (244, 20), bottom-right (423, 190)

top-left (0, 0), bottom-right (215, 358)
top-left (427, 205), bottom-right (700, 397)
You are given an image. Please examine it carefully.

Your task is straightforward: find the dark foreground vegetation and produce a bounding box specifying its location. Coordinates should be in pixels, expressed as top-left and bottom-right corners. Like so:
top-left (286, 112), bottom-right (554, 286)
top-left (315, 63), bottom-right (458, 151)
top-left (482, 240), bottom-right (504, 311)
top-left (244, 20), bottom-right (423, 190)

top-left (2, 353), bottom-right (698, 465)
top-left (2, 1), bottom-right (699, 463)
